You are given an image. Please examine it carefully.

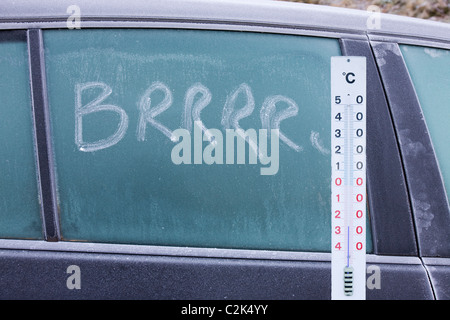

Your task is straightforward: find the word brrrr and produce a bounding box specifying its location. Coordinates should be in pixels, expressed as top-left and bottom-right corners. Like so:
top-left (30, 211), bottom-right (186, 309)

top-left (74, 81), bottom-right (312, 175)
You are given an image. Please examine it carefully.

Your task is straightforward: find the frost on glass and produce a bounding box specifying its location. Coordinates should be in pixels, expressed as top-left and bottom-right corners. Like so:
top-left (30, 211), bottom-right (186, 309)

top-left (44, 29), bottom-right (373, 252)
top-left (0, 37), bottom-right (42, 238)
top-left (401, 45), bottom-right (450, 205)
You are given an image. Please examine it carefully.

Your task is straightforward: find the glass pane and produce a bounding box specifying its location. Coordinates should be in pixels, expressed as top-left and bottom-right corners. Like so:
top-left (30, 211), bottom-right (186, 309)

top-left (45, 29), bottom-right (372, 252)
top-left (0, 32), bottom-right (42, 239)
top-left (400, 45), bottom-right (450, 204)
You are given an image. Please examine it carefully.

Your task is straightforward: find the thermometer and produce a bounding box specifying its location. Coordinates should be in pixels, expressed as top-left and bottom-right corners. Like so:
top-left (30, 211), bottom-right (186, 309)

top-left (331, 56), bottom-right (366, 300)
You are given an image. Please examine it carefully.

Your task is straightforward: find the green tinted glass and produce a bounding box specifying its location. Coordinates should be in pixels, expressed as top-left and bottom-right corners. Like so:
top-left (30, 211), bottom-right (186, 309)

top-left (45, 29), bottom-right (372, 252)
top-left (0, 34), bottom-right (42, 239)
top-left (400, 45), bottom-right (450, 204)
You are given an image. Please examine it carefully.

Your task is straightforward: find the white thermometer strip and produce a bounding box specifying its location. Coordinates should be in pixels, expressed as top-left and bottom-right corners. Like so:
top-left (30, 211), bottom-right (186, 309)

top-left (331, 56), bottom-right (366, 300)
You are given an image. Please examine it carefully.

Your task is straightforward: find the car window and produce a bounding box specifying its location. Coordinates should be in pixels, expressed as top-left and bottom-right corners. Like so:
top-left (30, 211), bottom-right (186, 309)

top-left (44, 29), bottom-right (373, 252)
top-left (0, 32), bottom-right (42, 239)
top-left (400, 45), bottom-right (450, 204)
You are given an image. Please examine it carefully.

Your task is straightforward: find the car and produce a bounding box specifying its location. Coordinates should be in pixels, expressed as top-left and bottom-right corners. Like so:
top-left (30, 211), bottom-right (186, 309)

top-left (0, 0), bottom-right (449, 300)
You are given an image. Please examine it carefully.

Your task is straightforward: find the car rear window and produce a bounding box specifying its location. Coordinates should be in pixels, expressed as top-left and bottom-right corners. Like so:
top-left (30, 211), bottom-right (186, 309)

top-left (400, 44), bottom-right (450, 205)
top-left (44, 29), bottom-right (373, 252)
top-left (0, 32), bottom-right (42, 239)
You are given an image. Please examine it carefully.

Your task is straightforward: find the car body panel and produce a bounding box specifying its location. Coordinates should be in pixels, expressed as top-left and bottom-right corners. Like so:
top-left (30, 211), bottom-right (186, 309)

top-left (0, 240), bottom-right (434, 300)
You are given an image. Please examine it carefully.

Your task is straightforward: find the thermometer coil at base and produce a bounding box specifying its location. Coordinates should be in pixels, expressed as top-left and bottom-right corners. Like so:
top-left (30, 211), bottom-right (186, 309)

top-left (331, 56), bottom-right (366, 300)
top-left (344, 266), bottom-right (354, 296)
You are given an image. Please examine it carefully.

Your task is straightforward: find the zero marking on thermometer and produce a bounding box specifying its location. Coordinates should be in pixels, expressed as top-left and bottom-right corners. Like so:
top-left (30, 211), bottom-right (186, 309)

top-left (331, 56), bottom-right (366, 300)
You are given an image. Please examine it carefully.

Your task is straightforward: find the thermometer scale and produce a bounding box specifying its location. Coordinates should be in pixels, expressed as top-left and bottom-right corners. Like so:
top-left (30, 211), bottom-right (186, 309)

top-left (331, 56), bottom-right (366, 300)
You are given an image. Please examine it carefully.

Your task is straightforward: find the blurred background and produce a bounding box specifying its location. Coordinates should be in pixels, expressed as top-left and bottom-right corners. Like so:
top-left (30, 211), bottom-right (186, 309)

top-left (279, 0), bottom-right (450, 22)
